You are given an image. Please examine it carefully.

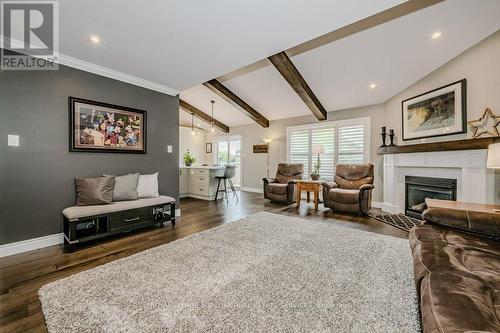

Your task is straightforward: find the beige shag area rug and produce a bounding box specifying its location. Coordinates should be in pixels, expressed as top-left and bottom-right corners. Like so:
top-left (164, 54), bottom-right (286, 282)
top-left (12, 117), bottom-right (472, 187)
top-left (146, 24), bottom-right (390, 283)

top-left (39, 212), bottom-right (420, 332)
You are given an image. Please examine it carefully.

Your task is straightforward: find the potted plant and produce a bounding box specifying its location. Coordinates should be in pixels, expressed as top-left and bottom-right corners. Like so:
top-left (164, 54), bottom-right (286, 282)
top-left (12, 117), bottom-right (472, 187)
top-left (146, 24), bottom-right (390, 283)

top-left (310, 144), bottom-right (324, 180)
top-left (311, 160), bottom-right (320, 180)
top-left (183, 149), bottom-right (196, 166)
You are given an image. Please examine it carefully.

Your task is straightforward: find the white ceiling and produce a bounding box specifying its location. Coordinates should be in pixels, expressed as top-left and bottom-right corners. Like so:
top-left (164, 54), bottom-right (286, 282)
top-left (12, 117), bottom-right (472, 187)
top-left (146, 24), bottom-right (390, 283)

top-left (180, 0), bottom-right (500, 128)
top-left (55, 0), bottom-right (404, 92)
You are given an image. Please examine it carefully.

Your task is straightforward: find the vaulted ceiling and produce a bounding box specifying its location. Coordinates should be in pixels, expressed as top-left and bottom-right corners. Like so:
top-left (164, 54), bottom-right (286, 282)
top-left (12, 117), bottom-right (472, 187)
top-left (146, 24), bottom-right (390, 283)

top-left (180, 0), bottom-right (500, 129)
top-left (52, 0), bottom-right (408, 92)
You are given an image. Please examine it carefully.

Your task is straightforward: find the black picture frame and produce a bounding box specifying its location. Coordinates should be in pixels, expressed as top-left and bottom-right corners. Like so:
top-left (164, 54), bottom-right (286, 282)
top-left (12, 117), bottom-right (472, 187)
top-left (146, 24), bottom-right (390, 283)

top-left (69, 97), bottom-right (147, 154)
top-left (401, 79), bottom-right (467, 141)
top-left (206, 143), bottom-right (212, 153)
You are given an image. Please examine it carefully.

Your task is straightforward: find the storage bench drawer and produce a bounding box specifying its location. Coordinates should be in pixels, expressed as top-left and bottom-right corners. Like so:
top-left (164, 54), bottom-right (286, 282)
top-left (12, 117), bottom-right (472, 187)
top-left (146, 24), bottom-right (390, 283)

top-left (109, 208), bottom-right (151, 230)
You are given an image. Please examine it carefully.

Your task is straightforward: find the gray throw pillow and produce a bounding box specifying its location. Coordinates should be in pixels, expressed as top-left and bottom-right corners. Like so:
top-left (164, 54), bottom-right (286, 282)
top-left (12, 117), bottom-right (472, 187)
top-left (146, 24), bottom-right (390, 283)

top-left (75, 176), bottom-right (115, 206)
top-left (103, 173), bottom-right (139, 201)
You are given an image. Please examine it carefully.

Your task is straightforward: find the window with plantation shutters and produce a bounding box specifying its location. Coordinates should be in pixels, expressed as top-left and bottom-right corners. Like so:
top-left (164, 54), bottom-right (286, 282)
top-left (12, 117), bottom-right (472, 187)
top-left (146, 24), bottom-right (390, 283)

top-left (338, 124), bottom-right (365, 164)
top-left (287, 117), bottom-right (370, 181)
top-left (288, 129), bottom-right (310, 177)
top-left (311, 127), bottom-right (334, 180)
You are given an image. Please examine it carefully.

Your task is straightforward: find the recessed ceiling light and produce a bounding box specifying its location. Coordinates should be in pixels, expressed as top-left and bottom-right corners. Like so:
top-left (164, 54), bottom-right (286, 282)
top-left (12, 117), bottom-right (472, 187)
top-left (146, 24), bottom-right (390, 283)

top-left (431, 32), bottom-right (442, 39)
top-left (369, 83), bottom-right (377, 89)
top-left (90, 35), bottom-right (101, 44)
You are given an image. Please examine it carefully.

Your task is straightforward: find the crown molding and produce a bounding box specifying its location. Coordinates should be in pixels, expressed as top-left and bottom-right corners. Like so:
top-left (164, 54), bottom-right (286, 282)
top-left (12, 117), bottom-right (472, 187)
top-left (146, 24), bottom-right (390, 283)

top-left (0, 36), bottom-right (179, 96)
top-left (58, 54), bottom-right (179, 96)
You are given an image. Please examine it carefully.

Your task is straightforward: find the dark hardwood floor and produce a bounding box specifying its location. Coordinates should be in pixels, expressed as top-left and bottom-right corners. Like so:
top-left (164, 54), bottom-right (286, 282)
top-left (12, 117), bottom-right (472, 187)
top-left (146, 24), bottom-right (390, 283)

top-left (0, 191), bottom-right (407, 332)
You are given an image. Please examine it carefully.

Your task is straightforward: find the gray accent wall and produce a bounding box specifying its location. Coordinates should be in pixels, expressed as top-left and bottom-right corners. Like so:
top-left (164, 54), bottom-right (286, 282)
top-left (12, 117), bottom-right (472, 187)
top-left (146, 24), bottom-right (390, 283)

top-left (0, 62), bottom-right (179, 245)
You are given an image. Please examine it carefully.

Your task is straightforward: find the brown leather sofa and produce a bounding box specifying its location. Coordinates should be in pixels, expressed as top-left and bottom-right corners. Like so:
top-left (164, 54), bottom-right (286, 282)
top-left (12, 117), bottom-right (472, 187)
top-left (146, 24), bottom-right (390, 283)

top-left (263, 163), bottom-right (303, 204)
top-left (410, 207), bottom-right (500, 332)
top-left (322, 163), bottom-right (374, 215)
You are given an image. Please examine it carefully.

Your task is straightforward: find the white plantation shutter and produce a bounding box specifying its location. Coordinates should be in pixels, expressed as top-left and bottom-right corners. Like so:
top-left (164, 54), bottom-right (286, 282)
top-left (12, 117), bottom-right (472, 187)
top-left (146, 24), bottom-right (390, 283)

top-left (287, 118), bottom-right (370, 180)
top-left (338, 124), bottom-right (365, 164)
top-left (311, 127), bottom-right (334, 180)
top-left (288, 128), bottom-right (310, 178)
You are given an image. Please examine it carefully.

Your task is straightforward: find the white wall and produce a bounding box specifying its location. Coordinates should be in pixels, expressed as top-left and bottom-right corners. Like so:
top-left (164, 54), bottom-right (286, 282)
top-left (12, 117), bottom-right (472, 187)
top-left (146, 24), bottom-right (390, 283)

top-left (179, 126), bottom-right (205, 166)
top-left (383, 31), bottom-right (500, 145)
top-left (206, 105), bottom-right (384, 201)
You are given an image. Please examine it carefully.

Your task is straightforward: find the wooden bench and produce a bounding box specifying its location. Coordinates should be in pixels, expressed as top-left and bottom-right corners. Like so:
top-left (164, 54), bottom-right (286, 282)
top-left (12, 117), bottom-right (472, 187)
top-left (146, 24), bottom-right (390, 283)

top-left (62, 196), bottom-right (175, 247)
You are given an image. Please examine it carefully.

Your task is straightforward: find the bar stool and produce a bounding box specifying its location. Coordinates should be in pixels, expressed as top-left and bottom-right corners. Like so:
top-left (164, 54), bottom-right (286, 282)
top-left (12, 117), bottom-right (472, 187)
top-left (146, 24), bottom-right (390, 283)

top-left (214, 165), bottom-right (238, 201)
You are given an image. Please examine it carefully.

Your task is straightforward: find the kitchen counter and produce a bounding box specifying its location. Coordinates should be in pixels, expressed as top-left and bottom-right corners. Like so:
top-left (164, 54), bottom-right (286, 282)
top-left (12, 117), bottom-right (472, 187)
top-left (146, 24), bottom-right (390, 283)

top-left (180, 165), bottom-right (225, 170)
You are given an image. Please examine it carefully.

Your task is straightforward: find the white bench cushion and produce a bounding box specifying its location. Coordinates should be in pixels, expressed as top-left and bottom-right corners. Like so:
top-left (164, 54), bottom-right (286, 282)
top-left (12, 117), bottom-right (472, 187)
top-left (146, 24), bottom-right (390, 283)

top-left (63, 195), bottom-right (175, 220)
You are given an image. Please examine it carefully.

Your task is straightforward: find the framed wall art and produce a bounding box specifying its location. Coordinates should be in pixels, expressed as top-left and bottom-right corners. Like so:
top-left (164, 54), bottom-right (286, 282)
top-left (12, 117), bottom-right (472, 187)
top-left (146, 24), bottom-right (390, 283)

top-left (253, 144), bottom-right (268, 153)
top-left (69, 97), bottom-right (147, 153)
top-left (402, 79), bottom-right (466, 141)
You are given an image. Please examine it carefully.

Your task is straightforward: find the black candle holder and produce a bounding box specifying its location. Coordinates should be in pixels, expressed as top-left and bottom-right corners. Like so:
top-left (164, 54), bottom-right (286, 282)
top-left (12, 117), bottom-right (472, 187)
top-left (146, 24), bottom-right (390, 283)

top-left (380, 126), bottom-right (387, 148)
top-left (389, 132), bottom-right (396, 146)
top-left (380, 133), bottom-right (387, 147)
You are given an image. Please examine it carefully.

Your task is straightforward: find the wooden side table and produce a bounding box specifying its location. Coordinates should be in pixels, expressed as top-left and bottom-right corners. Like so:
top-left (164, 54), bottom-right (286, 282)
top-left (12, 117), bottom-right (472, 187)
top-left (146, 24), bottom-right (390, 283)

top-left (295, 180), bottom-right (321, 210)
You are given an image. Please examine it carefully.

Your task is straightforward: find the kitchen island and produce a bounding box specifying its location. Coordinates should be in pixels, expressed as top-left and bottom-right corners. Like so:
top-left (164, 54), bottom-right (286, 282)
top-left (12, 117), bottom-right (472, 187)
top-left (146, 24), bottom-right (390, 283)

top-left (179, 165), bottom-right (225, 200)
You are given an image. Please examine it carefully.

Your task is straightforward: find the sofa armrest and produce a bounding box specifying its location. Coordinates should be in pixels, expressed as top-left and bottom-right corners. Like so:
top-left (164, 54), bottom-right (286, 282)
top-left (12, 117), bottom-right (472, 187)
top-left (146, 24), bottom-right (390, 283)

top-left (422, 208), bottom-right (500, 240)
top-left (321, 181), bottom-right (338, 191)
top-left (321, 182), bottom-right (337, 209)
top-left (359, 184), bottom-right (374, 191)
top-left (262, 178), bottom-right (277, 184)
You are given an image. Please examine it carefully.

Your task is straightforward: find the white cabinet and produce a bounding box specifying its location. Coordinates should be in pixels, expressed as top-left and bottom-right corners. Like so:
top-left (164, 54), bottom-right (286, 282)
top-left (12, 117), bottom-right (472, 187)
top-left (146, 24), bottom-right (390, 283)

top-left (179, 168), bottom-right (189, 198)
top-left (180, 166), bottom-right (225, 200)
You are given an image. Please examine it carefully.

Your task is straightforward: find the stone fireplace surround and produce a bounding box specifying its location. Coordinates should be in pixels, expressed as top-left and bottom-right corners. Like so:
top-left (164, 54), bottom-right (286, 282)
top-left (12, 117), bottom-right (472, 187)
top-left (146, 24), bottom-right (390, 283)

top-left (382, 149), bottom-right (495, 214)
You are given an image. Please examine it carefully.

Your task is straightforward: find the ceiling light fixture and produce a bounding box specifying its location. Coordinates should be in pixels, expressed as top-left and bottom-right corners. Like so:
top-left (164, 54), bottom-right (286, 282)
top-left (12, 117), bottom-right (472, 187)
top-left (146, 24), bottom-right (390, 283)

top-left (210, 100), bottom-right (215, 132)
top-left (191, 113), bottom-right (194, 135)
top-left (90, 35), bottom-right (101, 44)
top-left (369, 83), bottom-right (377, 89)
top-left (431, 32), bottom-right (442, 39)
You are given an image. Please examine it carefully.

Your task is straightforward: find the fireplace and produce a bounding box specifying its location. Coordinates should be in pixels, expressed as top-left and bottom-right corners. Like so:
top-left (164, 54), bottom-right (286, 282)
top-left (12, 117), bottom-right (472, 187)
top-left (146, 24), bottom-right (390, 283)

top-left (405, 176), bottom-right (457, 219)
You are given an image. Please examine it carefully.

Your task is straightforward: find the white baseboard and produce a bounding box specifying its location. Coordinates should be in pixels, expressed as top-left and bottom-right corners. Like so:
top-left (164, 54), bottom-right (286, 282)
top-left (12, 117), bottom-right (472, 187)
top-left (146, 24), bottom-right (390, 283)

top-left (371, 201), bottom-right (383, 209)
top-left (0, 233), bottom-right (64, 258)
top-left (381, 203), bottom-right (399, 214)
top-left (240, 187), bottom-right (263, 194)
top-left (175, 208), bottom-right (181, 217)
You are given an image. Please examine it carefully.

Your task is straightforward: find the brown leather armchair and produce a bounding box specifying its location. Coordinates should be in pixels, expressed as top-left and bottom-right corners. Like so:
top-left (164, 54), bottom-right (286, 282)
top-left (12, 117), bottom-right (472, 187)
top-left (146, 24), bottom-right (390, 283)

top-left (263, 163), bottom-right (303, 204)
top-left (322, 163), bottom-right (374, 215)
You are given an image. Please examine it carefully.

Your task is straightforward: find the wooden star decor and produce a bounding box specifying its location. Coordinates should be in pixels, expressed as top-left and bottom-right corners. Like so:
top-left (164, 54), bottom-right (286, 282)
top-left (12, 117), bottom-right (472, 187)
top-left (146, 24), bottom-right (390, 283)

top-left (467, 107), bottom-right (500, 139)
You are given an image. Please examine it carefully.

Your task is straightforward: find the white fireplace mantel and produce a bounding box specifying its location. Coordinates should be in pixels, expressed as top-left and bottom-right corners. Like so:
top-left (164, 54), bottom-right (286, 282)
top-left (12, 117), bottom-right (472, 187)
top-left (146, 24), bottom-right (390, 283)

top-left (382, 149), bottom-right (495, 214)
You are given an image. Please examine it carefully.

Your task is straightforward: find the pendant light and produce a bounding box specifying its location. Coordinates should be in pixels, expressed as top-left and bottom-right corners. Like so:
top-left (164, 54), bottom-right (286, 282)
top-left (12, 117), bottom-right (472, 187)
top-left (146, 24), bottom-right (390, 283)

top-left (191, 113), bottom-right (194, 135)
top-left (210, 100), bottom-right (215, 132)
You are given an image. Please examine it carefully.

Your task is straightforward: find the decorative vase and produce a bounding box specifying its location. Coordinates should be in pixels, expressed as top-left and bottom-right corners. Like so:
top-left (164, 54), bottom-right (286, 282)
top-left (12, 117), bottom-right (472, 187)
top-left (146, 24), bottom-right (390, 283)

top-left (311, 174), bottom-right (320, 181)
top-left (185, 161), bottom-right (192, 167)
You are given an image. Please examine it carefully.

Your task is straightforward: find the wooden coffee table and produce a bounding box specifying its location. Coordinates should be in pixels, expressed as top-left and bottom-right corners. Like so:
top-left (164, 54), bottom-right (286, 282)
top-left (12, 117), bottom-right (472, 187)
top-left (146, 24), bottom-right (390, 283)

top-left (425, 198), bottom-right (500, 214)
top-left (295, 180), bottom-right (321, 210)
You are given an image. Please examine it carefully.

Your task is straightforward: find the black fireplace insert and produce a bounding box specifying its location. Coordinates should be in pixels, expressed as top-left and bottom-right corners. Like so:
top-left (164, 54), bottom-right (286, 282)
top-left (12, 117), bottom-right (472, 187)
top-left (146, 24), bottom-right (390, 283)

top-left (405, 176), bottom-right (457, 219)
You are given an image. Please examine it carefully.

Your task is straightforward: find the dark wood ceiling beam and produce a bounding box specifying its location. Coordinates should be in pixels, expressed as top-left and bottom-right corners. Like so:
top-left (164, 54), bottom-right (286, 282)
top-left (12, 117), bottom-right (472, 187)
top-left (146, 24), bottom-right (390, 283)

top-left (268, 51), bottom-right (327, 121)
top-left (179, 99), bottom-right (230, 133)
top-left (203, 79), bottom-right (269, 128)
